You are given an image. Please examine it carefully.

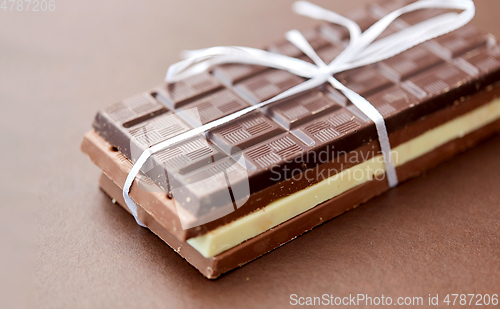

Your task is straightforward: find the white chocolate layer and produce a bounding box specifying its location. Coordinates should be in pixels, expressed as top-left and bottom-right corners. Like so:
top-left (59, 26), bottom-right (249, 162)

top-left (188, 99), bottom-right (500, 258)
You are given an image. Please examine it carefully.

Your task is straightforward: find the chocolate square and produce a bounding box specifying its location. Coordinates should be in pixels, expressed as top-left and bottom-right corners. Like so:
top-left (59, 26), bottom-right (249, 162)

top-left (235, 69), bottom-right (305, 103)
top-left (334, 65), bottom-right (394, 97)
top-left (378, 45), bottom-right (444, 81)
top-left (158, 72), bottom-right (223, 109)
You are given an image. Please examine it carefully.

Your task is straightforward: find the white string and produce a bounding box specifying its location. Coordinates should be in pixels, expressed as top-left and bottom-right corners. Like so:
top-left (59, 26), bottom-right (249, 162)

top-left (123, 0), bottom-right (475, 226)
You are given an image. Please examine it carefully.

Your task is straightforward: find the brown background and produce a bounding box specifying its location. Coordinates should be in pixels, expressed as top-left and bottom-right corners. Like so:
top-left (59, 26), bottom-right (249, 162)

top-left (1, 0), bottom-right (500, 308)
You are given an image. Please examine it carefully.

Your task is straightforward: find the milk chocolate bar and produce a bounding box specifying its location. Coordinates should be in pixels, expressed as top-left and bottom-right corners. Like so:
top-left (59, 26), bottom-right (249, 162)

top-left (83, 0), bottom-right (500, 278)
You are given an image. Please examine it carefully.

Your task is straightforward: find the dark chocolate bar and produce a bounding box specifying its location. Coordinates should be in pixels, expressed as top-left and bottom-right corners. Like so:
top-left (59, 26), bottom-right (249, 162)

top-left (92, 19), bottom-right (499, 222)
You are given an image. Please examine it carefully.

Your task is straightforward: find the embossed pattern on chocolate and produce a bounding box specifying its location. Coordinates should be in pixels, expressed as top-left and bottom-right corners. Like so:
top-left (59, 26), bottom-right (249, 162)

top-left (457, 45), bottom-right (500, 77)
top-left (377, 45), bottom-right (444, 81)
top-left (367, 85), bottom-right (420, 117)
top-left (176, 89), bottom-right (250, 126)
top-left (427, 24), bottom-right (490, 59)
top-left (235, 69), bottom-right (305, 103)
top-left (334, 65), bottom-right (394, 97)
top-left (158, 72), bottom-right (223, 109)
top-left (208, 111), bottom-right (285, 155)
top-left (102, 93), bottom-right (167, 126)
top-left (402, 62), bottom-right (472, 99)
top-left (212, 64), bottom-right (268, 85)
top-left (266, 90), bottom-right (342, 130)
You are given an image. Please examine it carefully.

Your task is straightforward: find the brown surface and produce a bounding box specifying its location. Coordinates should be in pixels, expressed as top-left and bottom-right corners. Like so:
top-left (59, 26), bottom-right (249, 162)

top-left (1, 0), bottom-right (500, 308)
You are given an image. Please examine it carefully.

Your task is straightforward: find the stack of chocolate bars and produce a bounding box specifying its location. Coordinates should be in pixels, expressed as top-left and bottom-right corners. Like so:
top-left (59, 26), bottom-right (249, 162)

top-left (81, 0), bottom-right (500, 279)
